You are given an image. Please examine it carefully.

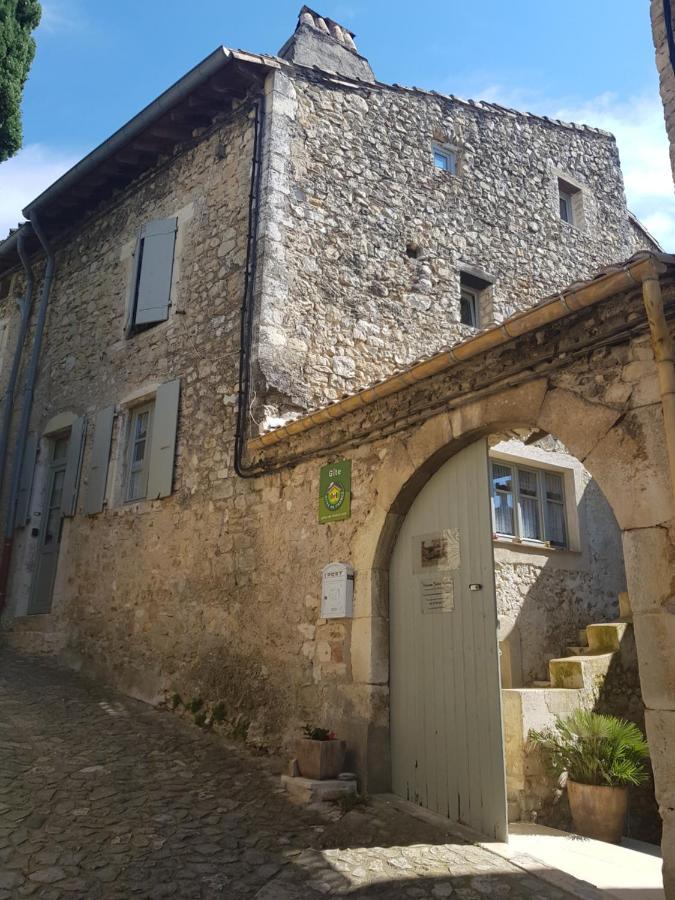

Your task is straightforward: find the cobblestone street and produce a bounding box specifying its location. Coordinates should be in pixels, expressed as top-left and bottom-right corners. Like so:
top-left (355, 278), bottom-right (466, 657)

top-left (0, 649), bottom-right (579, 899)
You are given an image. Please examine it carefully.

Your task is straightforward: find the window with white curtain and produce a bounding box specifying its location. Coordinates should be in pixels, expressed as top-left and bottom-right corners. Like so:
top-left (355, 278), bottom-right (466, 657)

top-left (490, 460), bottom-right (568, 548)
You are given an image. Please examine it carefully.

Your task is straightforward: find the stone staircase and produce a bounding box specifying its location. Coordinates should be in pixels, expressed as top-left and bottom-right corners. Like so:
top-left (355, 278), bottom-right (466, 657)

top-left (526, 593), bottom-right (632, 693)
top-left (3, 614), bottom-right (68, 655)
top-left (503, 592), bottom-right (635, 823)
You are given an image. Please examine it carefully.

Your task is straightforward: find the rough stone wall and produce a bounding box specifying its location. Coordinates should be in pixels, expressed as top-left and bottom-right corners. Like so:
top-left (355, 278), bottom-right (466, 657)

top-left (2, 104), bottom-right (257, 671)
top-left (652, 0), bottom-right (675, 184)
top-left (253, 67), bottom-right (648, 425)
top-left (2, 270), bottom-right (671, 872)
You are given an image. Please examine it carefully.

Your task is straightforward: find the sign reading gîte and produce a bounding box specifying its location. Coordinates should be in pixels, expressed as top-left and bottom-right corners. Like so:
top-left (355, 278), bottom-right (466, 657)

top-left (420, 574), bottom-right (455, 614)
top-left (319, 459), bottom-right (351, 524)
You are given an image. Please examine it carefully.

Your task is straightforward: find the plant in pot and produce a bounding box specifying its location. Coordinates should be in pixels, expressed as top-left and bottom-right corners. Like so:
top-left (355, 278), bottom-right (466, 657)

top-left (530, 709), bottom-right (649, 844)
top-left (295, 725), bottom-right (346, 780)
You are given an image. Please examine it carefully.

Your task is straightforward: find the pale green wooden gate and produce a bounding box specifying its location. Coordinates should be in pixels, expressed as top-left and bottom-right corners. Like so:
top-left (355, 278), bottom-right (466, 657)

top-left (389, 439), bottom-right (508, 841)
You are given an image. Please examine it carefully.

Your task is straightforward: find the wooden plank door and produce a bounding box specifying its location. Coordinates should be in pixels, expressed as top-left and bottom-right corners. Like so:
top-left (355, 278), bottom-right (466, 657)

top-left (389, 438), bottom-right (508, 841)
top-left (28, 436), bottom-right (69, 615)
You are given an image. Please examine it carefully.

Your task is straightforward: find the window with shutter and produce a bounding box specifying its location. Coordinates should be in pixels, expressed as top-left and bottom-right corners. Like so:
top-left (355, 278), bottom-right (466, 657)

top-left (15, 434), bottom-right (38, 528)
top-left (127, 217), bottom-right (177, 336)
top-left (122, 380), bottom-right (180, 503)
top-left (61, 416), bottom-right (86, 518)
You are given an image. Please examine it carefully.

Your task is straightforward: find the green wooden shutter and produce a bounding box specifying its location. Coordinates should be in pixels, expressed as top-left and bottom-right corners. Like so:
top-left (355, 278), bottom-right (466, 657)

top-left (133, 217), bottom-right (177, 328)
top-left (84, 406), bottom-right (115, 516)
top-left (15, 434), bottom-right (37, 528)
top-left (61, 416), bottom-right (86, 517)
top-left (147, 379), bottom-right (180, 500)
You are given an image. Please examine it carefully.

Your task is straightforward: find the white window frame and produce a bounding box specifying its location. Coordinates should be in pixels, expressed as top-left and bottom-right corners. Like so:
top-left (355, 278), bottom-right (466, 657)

top-left (559, 189), bottom-right (573, 224)
top-left (460, 286), bottom-right (479, 328)
top-left (490, 459), bottom-right (569, 549)
top-left (433, 145), bottom-right (457, 174)
top-left (556, 175), bottom-right (585, 230)
top-left (125, 402), bottom-right (154, 502)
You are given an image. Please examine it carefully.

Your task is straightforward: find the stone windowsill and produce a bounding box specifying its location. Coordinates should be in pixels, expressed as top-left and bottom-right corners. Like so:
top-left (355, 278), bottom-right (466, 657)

top-left (492, 536), bottom-right (580, 555)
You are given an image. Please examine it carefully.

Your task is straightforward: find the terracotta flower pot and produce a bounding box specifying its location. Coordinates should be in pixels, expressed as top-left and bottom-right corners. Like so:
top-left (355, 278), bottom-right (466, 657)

top-left (567, 779), bottom-right (628, 843)
top-left (295, 738), bottom-right (346, 780)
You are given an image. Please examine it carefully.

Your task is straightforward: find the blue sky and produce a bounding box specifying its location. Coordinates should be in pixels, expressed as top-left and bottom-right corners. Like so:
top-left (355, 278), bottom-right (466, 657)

top-left (1, 0), bottom-right (672, 246)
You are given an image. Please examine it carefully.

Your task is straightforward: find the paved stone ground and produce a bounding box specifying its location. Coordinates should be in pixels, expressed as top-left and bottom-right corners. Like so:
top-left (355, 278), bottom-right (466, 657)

top-left (0, 649), bottom-right (578, 899)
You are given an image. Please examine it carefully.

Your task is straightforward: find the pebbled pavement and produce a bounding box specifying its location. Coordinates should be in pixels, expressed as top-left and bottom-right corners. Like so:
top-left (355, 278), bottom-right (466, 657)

top-left (0, 648), bottom-right (577, 899)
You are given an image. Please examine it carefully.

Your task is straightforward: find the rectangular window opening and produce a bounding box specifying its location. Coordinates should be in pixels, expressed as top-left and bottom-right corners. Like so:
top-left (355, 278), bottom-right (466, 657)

top-left (459, 270), bottom-right (492, 329)
top-left (126, 403), bottom-right (154, 502)
top-left (433, 146), bottom-right (457, 174)
top-left (460, 287), bottom-right (478, 327)
top-left (127, 217), bottom-right (177, 337)
top-left (491, 460), bottom-right (568, 548)
top-left (557, 177), bottom-right (582, 227)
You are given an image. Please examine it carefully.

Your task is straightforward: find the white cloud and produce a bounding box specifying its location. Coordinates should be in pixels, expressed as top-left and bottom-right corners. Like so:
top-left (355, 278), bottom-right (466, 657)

top-left (39, 0), bottom-right (87, 34)
top-left (0, 144), bottom-right (79, 239)
top-left (467, 84), bottom-right (675, 250)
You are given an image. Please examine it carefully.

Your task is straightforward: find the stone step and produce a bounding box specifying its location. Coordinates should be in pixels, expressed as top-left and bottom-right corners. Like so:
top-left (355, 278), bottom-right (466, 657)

top-left (565, 645), bottom-right (591, 657)
top-left (586, 622), bottom-right (629, 653)
top-left (548, 652), bottom-right (615, 690)
top-left (7, 630), bottom-right (66, 654)
top-left (619, 591), bottom-right (632, 621)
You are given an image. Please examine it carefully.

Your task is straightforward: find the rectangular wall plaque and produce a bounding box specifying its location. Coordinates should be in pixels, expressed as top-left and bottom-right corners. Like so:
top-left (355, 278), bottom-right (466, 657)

top-left (319, 459), bottom-right (351, 524)
top-left (420, 574), bottom-right (455, 614)
top-left (412, 529), bottom-right (460, 575)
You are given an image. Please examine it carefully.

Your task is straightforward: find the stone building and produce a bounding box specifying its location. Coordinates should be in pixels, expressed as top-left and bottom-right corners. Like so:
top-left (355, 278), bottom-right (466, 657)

top-left (653, 0), bottom-right (675, 181)
top-left (0, 6), bottom-right (673, 888)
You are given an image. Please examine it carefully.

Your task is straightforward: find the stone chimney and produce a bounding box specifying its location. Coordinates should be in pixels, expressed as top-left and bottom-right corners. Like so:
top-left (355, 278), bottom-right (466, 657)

top-left (278, 6), bottom-right (375, 82)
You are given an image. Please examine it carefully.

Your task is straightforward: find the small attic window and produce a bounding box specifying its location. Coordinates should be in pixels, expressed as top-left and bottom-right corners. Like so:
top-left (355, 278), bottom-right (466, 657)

top-left (433, 146), bottom-right (456, 174)
top-left (557, 177), bottom-right (584, 228)
top-left (459, 269), bottom-right (493, 329)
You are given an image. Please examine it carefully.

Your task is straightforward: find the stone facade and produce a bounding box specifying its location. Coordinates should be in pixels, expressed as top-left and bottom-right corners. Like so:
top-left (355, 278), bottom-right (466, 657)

top-left (0, 8), bottom-right (673, 890)
top-left (253, 66), bottom-right (654, 426)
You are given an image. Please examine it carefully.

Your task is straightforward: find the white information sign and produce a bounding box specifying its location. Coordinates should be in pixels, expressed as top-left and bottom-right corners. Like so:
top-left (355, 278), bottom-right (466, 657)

top-left (420, 574), bottom-right (455, 614)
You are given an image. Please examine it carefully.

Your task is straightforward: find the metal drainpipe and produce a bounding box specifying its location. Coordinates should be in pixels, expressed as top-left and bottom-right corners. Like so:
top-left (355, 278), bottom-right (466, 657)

top-left (0, 227), bottom-right (35, 501)
top-left (641, 265), bottom-right (675, 510)
top-left (0, 212), bottom-right (55, 613)
top-left (234, 94), bottom-right (266, 478)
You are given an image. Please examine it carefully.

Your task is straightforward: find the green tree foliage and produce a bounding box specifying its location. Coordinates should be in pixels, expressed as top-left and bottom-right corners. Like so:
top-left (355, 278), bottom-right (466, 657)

top-left (530, 709), bottom-right (649, 787)
top-left (0, 0), bottom-right (41, 162)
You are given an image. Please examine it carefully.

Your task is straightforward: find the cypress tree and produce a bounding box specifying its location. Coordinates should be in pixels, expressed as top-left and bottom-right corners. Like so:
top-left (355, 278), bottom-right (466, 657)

top-left (0, 0), bottom-right (41, 162)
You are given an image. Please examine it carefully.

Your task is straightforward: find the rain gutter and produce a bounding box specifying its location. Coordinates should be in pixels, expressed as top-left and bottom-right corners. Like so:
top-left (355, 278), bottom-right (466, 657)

top-left (0, 227), bottom-right (35, 501)
top-left (641, 260), bottom-right (675, 509)
top-left (0, 212), bottom-right (56, 612)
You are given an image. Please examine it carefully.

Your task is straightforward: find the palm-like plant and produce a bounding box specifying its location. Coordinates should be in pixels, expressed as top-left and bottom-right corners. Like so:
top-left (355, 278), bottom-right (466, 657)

top-left (529, 709), bottom-right (649, 787)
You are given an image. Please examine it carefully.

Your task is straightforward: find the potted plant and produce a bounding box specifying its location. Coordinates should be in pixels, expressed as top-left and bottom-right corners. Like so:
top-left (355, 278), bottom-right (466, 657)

top-left (295, 725), bottom-right (346, 780)
top-left (530, 709), bottom-right (649, 843)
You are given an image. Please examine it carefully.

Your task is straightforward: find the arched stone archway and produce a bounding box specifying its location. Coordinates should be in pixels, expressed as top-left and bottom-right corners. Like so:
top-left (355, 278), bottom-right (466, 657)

top-left (350, 376), bottom-right (673, 880)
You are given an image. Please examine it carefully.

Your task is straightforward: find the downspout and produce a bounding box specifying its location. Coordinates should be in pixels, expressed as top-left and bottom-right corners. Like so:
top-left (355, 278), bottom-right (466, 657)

top-left (641, 263), bottom-right (675, 510)
top-left (0, 227), bottom-right (35, 500)
top-left (234, 92), bottom-right (266, 478)
top-left (0, 212), bottom-right (55, 613)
